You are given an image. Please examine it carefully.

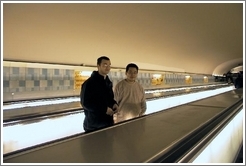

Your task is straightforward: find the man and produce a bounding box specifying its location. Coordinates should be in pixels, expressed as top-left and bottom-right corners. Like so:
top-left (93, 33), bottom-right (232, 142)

top-left (114, 63), bottom-right (147, 123)
top-left (234, 72), bottom-right (243, 89)
top-left (80, 56), bottom-right (118, 132)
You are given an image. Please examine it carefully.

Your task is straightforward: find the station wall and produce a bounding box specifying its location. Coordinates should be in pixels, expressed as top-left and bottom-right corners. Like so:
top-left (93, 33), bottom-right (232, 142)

top-left (2, 61), bottom-right (216, 102)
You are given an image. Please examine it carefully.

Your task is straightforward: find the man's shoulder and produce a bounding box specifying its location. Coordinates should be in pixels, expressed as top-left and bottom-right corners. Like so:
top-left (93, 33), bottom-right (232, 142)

top-left (116, 79), bottom-right (126, 85)
top-left (114, 80), bottom-right (125, 89)
top-left (135, 81), bottom-right (145, 90)
top-left (136, 81), bottom-right (143, 86)
top-left (82, 77), bottom-right (94, 86)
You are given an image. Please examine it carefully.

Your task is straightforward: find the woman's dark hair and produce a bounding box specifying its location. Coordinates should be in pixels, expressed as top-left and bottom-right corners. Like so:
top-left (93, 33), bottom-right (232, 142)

top-left (97, 56), bottom-right (110, 65)
top-left (126, 63), bottom-right (139, 72)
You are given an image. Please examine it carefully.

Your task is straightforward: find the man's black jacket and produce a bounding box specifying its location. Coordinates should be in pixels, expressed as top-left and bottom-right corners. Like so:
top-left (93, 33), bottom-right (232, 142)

top-left (80, 71), bottom-right (117, 132)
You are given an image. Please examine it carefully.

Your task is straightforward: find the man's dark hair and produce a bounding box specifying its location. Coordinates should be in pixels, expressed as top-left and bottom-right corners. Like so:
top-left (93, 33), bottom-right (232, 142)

top-left (126, 63), bottom-right (139, 72)
top-left (97, 56), bottom-right (110, 65)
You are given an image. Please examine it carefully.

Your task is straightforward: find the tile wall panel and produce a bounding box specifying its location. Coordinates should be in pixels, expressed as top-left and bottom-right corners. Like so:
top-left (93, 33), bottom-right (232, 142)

top-left (2, 62), bottom-right (215, 101)
top-left (3, 66), bottom-right (75, 93)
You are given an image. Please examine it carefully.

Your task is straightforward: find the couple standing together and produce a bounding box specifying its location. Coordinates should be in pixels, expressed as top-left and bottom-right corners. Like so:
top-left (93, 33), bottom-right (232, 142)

top-left (80, 56), bottom-right (147, 132)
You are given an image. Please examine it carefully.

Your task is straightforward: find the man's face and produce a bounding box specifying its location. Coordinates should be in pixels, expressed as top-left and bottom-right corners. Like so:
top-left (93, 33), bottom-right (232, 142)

top-left (126, 67), bottom-right (138, 82)
top-left (98, 59), bottom-right (111, 76)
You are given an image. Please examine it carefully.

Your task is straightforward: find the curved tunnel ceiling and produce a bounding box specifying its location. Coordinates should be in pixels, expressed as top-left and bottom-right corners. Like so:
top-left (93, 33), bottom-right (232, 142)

top-left (213, 58), bottom-right (243, 76)
top-left (2, 3), bottom-right (244, 76)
